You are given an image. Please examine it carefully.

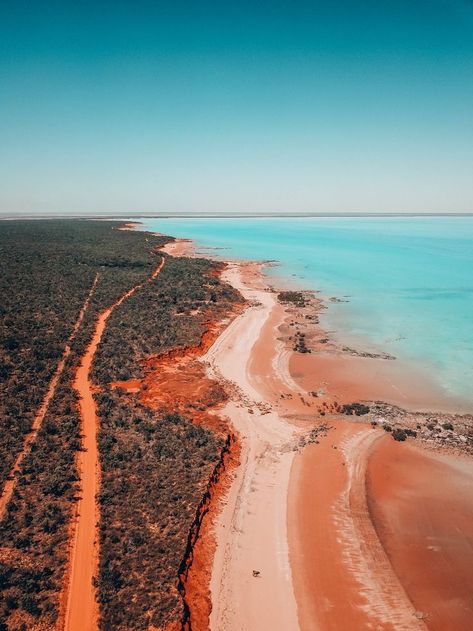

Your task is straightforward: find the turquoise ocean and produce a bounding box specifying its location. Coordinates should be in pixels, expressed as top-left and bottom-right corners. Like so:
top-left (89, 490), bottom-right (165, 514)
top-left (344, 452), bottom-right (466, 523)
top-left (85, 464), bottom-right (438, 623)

top-left (138, 217), bottom-right (473, 407)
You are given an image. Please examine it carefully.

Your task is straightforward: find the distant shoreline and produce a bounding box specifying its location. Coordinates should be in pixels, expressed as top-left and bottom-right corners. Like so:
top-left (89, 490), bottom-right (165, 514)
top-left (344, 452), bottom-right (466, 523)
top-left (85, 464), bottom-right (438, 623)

top-left (1, 212), bottom-right (473, 220)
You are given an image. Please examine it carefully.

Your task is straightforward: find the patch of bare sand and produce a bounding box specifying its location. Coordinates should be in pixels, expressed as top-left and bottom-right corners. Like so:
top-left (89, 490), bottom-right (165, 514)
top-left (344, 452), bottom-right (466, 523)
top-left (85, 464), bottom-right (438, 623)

top-left (291, 351), bottom-right (470, 415)
top-left (204, 262), bottom-right (300, 631)
top-left (289, 422), bottom-right (427, 630)
top-left (367, 437), bottom-right (473, 630)
top-left (160, 237), bottom-right (195, 257)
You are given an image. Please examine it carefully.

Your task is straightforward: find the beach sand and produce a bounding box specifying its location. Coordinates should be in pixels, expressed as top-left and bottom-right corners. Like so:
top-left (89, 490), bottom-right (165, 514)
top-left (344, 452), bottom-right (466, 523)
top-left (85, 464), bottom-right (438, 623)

top-left (204, 262), bottom-right (300, 631)
top-left (291, 351), bottom-right (470, 415)
top-left (152, 236), bottom-right (473, 630)
top-left (367, 438), bottom-right (473, 630)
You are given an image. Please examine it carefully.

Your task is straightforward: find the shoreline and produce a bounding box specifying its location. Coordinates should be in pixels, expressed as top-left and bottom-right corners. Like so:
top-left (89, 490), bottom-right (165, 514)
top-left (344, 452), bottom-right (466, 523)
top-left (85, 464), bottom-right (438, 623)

top-left (156, 227), bottom-right (473, 416)
top-left (167, 235), bottom-right (471, 419)
top-left (163, 235), bottom-right (473, 630)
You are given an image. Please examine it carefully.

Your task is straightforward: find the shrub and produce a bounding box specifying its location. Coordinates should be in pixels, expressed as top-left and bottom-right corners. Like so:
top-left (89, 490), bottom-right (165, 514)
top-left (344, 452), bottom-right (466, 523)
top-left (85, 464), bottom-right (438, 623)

top-left (392, 428), bottom-right (407, 442)
top-left (341, 402), bottom-right (370, 416)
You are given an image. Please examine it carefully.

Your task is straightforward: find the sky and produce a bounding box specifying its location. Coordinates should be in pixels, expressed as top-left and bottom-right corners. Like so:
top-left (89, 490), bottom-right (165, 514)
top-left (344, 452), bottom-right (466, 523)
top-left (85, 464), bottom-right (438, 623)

top-left (1, 0), bottom-right (472, 215)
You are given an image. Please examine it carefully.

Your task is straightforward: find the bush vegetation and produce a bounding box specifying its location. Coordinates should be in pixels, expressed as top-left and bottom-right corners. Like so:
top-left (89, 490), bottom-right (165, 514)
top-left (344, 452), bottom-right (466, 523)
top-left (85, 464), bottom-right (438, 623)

top-left (0, 220), bottom-right (168, 491)
top-left (96, 393), bottom-right (223, 629)
top-left (277, 291), bottom-right (308, 307)
top-left (0, 220), bottom-right (169, 629)
top-left (92, 253), bottom-right (241, 629)
top-left (92, 255), bottom-right (239, 383)
top-left (341, 402), bottom-right (370, 416)
top-left (0, 219), bottom-right (242, 629)
top-left (0, 364), bottom-right (80, 628)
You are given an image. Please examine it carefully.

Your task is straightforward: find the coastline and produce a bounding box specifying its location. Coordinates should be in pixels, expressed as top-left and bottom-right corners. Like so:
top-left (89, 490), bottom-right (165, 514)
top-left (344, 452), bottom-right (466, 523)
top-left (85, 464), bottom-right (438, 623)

top-left (146, 234), bottom-right (473, 629)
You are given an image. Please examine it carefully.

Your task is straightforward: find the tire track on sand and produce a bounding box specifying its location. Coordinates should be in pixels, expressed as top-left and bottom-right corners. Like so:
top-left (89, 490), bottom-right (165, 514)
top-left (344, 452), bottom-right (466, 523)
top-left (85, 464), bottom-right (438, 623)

top-left (334, 428), bottom-right (427, 630)
top-left (64, 257), bottom-right (165, 631)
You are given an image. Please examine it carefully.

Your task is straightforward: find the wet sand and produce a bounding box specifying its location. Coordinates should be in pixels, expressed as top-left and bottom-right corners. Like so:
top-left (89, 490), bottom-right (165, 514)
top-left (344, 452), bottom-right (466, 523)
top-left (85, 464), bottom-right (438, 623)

top-left (289, 423), bottom-right (427, 631)
top-left (201, 256), bottom-right (473, 631)
top-left (368, 438), bottom-right (473, 630)
top-left (291, 351), bottom-right (470, 415)
top-left (128, 232), bottom-right (473, 631)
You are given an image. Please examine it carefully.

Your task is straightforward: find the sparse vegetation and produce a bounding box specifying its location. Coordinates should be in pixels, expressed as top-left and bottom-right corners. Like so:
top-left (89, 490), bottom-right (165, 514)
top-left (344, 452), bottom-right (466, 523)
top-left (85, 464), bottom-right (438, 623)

top-left (96, 394), bottom-right (224, 629)
top-left (341, 402), bottom-right (370, 416)
top-left (392, 428), bottom-right (407, 441)
top-left (0, 220), bottom-right (171, 628)
top-left (92, 255), bottom-right (239, 383)
top-left (0, 365), bottom-right (80, 628)
top-left (0, 220), bottom-right (169, 491)
top-left (278, 290), bottom-right (308, 307)
top-left (293, 331), bottom-right (311, 353)
top-left (0, 220), bottom-right (242, 629)
top-left (91, 253), bottom-right (241, 629)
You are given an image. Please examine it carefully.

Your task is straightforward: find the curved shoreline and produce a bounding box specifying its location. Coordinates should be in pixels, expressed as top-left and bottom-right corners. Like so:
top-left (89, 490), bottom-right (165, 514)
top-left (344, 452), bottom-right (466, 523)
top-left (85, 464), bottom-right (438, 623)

top-left (146, 235), bottom-right (473, 630)
top-left (203, 262), bottom-right (299, 630)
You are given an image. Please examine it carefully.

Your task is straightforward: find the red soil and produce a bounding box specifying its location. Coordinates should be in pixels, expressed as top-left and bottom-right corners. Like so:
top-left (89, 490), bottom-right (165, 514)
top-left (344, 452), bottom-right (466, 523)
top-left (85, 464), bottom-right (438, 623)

top-left (108, 285), bottom-right (243, 628)
top-left (367, 437), bottom-right (473, 630)
top-left (289, 421), bottom-right (426, 630)
top-left (0, 274), bottom-right (98, 521)
top-left (109, 378), bottom-right (141, 393)
top-left (116, 253), bottom-right (244, 631)
top-left (137, 315), bottom-right (243, 631)
top-left (111, 310), bottom-right (243, 437)
top-left (290, 350), bottom-right (468, 414)
top-left (181, 435), bottom-right (241, 631)
top-left (64, 258), bottom-right (165, 631)
top-left (139, 315), bottom-right (241, 431)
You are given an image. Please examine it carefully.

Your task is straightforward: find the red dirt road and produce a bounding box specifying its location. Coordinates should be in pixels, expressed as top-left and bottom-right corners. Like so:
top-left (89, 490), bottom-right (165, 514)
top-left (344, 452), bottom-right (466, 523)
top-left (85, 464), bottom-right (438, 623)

top-left (64, 258), bottom-right (165, 631)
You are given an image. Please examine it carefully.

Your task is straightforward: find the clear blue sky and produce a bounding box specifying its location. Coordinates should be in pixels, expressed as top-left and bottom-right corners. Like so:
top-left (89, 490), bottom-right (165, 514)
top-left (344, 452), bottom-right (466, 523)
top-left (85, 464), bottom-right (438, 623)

top-left (1, 1), bottom-right (472, 215)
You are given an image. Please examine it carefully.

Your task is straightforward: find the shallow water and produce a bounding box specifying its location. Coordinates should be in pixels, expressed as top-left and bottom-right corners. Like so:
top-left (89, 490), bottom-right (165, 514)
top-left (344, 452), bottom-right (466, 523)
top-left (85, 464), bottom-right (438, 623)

top-left (138, 217), bottom-right (473, 406)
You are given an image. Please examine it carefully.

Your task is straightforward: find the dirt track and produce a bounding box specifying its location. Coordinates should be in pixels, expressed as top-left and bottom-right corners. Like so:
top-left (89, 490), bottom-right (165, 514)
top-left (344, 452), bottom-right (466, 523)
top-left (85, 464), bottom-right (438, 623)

top-left (64, 258), bottom-right (165, 631)
top-left (204, 262), bottom-right (300, 631)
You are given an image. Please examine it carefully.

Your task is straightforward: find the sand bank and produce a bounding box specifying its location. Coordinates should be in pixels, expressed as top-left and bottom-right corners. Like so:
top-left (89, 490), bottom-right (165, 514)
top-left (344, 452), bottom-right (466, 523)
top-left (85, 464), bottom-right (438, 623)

top-left (291, 351), bottom-right (470, 415)
top-left (203, 262), bottom-right (300, 631)
top-left (289, 422), bottom-right (428, 630)
top-left (368, 437), bottom-right (473, 630)
top-left (198, 255), bottom-right (473, 630)
top-left (136, 232), bottom-right (473, 630)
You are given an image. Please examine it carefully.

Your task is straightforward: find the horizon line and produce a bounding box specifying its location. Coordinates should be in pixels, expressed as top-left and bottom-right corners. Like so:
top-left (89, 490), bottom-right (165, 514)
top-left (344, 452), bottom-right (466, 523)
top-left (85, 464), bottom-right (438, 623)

top-left (1, 211), bottom-right (473, 221)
